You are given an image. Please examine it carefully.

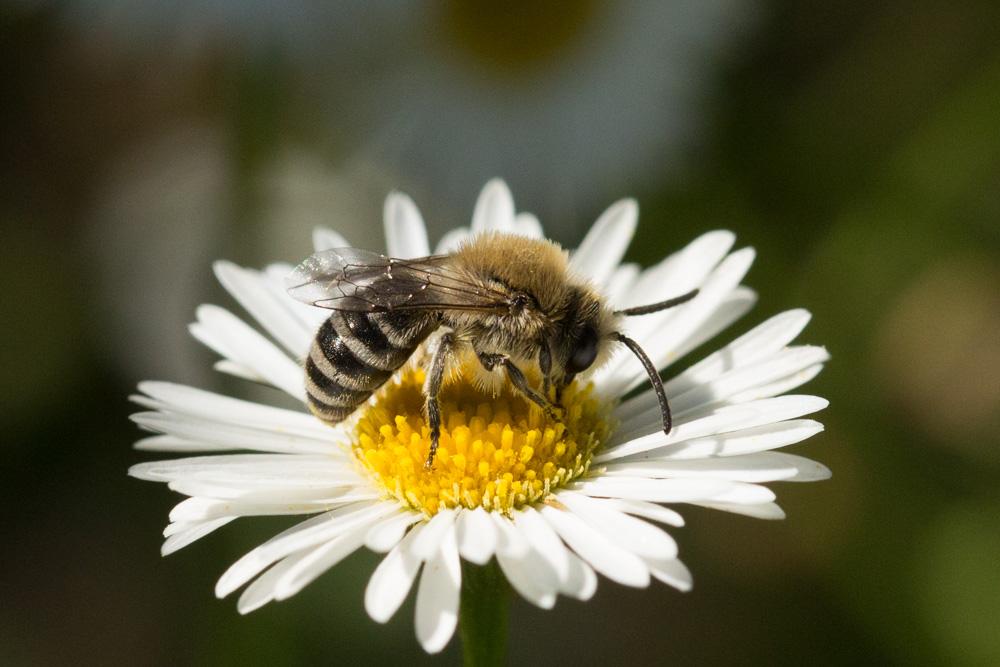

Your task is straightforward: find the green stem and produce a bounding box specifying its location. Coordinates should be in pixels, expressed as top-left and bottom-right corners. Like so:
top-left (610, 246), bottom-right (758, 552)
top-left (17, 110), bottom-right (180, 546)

top-left (459, 559), bottom-right (509, 667)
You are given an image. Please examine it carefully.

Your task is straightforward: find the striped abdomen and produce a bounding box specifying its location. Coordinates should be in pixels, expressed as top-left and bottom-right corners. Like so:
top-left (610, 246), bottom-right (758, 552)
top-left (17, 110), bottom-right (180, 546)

top-left (306, 310), bottom-right (436, 424)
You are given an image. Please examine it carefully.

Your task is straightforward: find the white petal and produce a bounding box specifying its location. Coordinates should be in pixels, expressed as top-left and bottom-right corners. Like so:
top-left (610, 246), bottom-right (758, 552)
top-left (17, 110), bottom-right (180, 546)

top-left (574, 477), bottom-right (776, 505)
top-left (490, 512), bottom-right (530, 559)
top-left (671, 419), bottom-right (824, 459)
top-left (435, 227), bottom-right (470, 254)
top-left (365, 524), bottom-right (425, 623)
top-left (556, 492), bottom-right (677, 559)
top-left (602, 499), bottom-right (685, 527)
top-left (668, 346), bottom-right (829, 417)
top-left (215, 501), bottom-right (387, 598)
top-left (561, 551), bottom-right (598, 601)
top-left (569, 199), bottom-right (637, 287)
top-left (161, 517), bottom-right (235, 555)
top-left (134, 382), bottom-right (334, 440)
top-left (622, 230), bottom-right (735, 310)
top-left (131, 411), bottom-right (342, 456)
top-left (540, 505), bottom-right (649, 588)
top-left (273, 525), bottom-right (371, 600)
top-left (134, 435), bottom-right (225, 452)
top-left (166, 479), bottom-right (358, 501)
top-left (213, 261), bottom-right (313, 356)
top-left (615, 362), bottom-right (829, 434)
top-left (645, 557), bottom-right (693, 592)
top-left (612, 389), bottom-right (828, 459)
top-left (512, 212), bottom-right (543, 238)
top-left (236, 548), bottom-right (311, 614)
top-left (455, 507), bottom-right (497, 565)
top-left (640, 420), bottom-right (826, 462)
top-left (130, 453), bottom-right (351, 483)
top-left (512, 507), bottom-right (570, 583)
top-left (312, 227), bottom-right (349, 252)
top-left (600, 403), bottom-right (762, 462)
top-left (365, 511), bottom-right (423, 553)
top-left (665, 309), bottom-right (813, 399)
top-left (601, 247), bottom-right (757, 395)
top-left (697, 501), bottom-right (786, 520)
top-left (601, 231), bottom-right (737, 389)
top-left (727, 363), bottom-right (826, 404)
top-left (263, 262), bottom-right (329, 333)
top-left (782, 454), bottom-right (833, 481)
top-left (383, 192), bottom-right (430, 258)
top-left (190, 305), bottom-right (305, 400)
top-left (160, 476), bottom-right (357, 500)
top-left (471, 179), bottom-right (515, 233)
top-left (603, 262), bottom-right (640, 303)
top-left (169, 492), bottom-right (377, 523)
top-left (414, 524), bottom-right (461, 654)
top-left (410, 509), bottom-right (456, 561)
top-left (665, 286), bottom-right (758, 365)
top-left (212, 360), bottom-right (266, 383)
top-left (496, 549), bottom-right (557, 610)
top-left (602, 450), bottom-right (827, 482)
top-left (163, 520), bottom-right (198, 537)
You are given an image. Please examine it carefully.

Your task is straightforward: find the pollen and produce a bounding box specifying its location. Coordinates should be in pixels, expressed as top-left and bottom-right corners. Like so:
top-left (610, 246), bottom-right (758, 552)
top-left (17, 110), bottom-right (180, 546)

top-left (352, 366), bottom-right (612, 517)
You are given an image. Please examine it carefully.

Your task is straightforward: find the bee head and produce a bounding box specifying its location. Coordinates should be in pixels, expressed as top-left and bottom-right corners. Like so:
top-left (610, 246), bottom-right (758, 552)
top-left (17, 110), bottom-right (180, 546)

top-left (549, 284), bottom-right (619, 382)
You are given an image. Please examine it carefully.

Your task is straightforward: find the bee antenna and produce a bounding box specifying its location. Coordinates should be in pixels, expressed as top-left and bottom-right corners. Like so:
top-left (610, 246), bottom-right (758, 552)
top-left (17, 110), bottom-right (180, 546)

top-left (612, 332), bottom-right (672, 435)
top-left (615, 289), bottom-right (699, 317)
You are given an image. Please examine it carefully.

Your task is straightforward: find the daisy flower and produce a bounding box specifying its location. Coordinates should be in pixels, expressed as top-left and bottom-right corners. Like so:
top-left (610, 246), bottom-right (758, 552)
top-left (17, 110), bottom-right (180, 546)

top-left (130, 179), bottom-right (830, 655)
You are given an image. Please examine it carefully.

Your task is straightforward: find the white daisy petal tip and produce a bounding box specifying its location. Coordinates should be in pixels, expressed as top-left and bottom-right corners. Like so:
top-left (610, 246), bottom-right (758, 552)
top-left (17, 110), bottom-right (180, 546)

top-left (456, 508), bottom-right (497, 565)
top-left (383, 191), bottom-right (430, 258)
top-left (130, 180), bottom-right (830, 652)
top-left (471, 178), bottom-right (516, 233)
top-left (609, 197), bottom-right (639, 221)
top-left (312, 226), bottom-right (349, 252)
top-left (647, 557), bottom-right (694, 592)
top-left (211, 258), bottom-right (237, 281)
top-left (414, 527), bottom-right (461, 653)
top-left (365, 525), bottom-right (424, 624)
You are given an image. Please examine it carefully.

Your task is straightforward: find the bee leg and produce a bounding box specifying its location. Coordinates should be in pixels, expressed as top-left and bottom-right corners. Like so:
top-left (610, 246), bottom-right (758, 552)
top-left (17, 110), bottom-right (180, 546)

top-left (424, 332), bottom-right (455, 470)
top-left (538, 342), bottom-right (553, 399)
top-left (555, 373), bottom-right (575, 405)
top-left (477, 351), bottom-right (561, 420)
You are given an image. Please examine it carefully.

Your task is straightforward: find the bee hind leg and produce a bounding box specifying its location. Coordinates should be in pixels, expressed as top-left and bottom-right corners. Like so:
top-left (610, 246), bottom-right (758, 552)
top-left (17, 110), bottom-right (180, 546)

top-left (424, 332), bottom-right (455, 470)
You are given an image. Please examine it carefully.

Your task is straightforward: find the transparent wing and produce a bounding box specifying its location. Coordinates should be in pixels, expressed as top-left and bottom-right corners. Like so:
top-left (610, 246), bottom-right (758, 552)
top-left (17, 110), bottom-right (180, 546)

top-left (285, 248), bottom-right (511, 312)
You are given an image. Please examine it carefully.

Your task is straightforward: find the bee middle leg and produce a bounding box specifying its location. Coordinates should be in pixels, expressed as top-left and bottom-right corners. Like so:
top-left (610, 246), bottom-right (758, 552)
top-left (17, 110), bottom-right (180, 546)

top-left (477, 351), bottom-right (560, 420)
top-left (424, 332), bottom-right (455, 469)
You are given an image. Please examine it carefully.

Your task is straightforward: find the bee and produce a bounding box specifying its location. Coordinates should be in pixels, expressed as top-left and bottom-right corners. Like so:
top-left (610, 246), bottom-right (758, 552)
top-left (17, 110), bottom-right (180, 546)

top-left (286, 232), bottom-right (697, 468)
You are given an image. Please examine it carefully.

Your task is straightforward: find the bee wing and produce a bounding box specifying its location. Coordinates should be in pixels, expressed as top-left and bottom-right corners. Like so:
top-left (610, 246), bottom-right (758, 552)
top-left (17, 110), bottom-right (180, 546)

top-left (285, 248), bottom-right (511, 312)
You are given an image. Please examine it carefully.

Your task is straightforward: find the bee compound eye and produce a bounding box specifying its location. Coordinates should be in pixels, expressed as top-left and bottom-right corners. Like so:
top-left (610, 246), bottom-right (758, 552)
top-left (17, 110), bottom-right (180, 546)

top-left (567, 328), bottom-right (599, 374)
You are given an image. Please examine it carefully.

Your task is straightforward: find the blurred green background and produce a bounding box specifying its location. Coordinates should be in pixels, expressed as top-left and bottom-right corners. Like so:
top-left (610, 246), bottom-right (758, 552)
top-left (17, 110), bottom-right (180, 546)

top-left (2, 1), bottom-right (999, 665)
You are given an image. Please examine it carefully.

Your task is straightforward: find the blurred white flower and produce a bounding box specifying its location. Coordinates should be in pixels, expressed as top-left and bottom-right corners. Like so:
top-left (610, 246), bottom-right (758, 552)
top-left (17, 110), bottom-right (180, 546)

top-left (347, 1), bottom-right (757, 226)
top-left (51, 0), bottom-right (756, 231)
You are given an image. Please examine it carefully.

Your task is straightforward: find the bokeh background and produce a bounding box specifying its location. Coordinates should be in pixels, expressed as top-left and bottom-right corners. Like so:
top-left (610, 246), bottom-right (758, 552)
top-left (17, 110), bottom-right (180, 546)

top-left (3, 1), bottom-right (999, 665)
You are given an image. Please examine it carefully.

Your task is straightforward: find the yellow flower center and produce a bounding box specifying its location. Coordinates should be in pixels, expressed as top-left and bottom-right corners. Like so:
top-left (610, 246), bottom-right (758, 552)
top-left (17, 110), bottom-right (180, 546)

top-left (352, 366), bottom-right (612, 516)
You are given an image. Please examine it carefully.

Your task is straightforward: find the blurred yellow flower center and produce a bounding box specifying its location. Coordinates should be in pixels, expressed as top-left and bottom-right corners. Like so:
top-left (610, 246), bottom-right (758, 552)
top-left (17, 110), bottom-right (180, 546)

top-left (353, 366), bottom-right (611, 516)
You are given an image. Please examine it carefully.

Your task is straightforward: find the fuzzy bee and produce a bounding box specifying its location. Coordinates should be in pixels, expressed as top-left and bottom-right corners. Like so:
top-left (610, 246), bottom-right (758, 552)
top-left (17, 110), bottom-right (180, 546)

top-left (286, 232), bottom-right (697, 468)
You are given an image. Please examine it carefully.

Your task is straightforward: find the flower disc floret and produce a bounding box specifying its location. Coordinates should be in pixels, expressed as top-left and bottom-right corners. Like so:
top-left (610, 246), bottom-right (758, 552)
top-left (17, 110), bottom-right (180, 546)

top-left (353, 367), bottom-right (612, 516)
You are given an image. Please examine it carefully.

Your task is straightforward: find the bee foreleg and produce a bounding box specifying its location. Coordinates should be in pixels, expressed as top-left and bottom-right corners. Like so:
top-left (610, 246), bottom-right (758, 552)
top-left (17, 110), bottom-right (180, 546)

top-left (424, 332), bottom-right (455, 470)
top-left (477, 351), bottom-right (560, 420)
top-left (538, 342), bottom-right (553, 399)
top-left (555, 373), bottom-right (575, 406)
